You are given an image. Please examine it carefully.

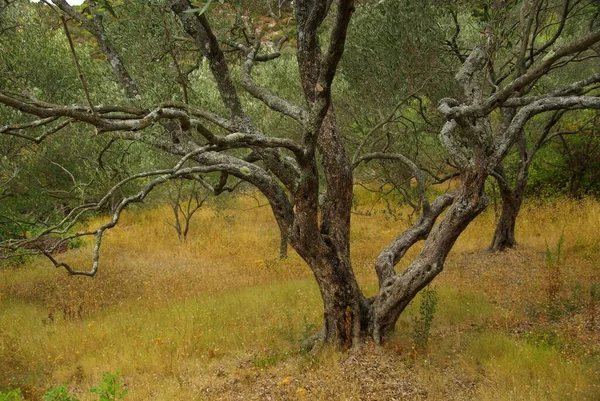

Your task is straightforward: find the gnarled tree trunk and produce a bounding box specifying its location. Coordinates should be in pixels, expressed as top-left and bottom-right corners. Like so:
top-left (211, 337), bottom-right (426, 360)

top-left (289, 0), bottom-right (367, 346)
top-left (371, 168), bottom-right (489, 340)
top-left (303, 250), bottom-right (365, 346)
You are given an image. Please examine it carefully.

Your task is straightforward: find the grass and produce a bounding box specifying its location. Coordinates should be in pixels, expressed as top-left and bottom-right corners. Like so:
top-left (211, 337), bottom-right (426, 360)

top-left (1, 194), bottom-right (600, 400)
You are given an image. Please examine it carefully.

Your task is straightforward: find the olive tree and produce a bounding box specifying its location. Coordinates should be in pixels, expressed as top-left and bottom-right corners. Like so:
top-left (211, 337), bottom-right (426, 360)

top-left (478, 0), bottom-right (600, 251)
top-left (1, 0), bottom-right (600, 347)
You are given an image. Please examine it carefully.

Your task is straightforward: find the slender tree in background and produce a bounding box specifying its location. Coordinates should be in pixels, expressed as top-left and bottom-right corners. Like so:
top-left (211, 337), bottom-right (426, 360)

top-left (481, 0), bottom-right (600, 251)
top-left (1, 0), bottom-right (599, 346)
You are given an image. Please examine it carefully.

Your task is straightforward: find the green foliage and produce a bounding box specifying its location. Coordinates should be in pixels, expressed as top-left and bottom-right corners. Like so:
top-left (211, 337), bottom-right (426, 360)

top-left (0, 389), bottom-right (24, 401)
top-left (299, 315), bottom-right (319, 352)
top-left (544, 232), bottom-right (564, 268)
top-left (44, 385), bottom-right (80, 401)
top-left (89, 372), bottom-right (128, 401)
top-left (94, 0), bottom-right (119, 18)
top-left (527, 127), bottom-right (600, 199)
top-left (1, 372), bottom-right (126, 401)
top-left (412, 285), bottom-right (438, 353)
top-left (0, 2), bottom-right (148, 242)
top-left (343, 0), bottom-right (455, 105)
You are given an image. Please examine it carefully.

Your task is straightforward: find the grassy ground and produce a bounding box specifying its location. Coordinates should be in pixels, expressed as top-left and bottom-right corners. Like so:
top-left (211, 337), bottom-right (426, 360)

top-left (1, 194), bottom-right (600, 400)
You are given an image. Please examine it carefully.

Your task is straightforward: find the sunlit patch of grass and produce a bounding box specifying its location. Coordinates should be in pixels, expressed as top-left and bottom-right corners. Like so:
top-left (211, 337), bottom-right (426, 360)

top-left (0, 278), bottom-right (322, 399)
top-left (464, 332), bottom-right (600, 401)
top-left (433, 288), bottom-right (496, 327)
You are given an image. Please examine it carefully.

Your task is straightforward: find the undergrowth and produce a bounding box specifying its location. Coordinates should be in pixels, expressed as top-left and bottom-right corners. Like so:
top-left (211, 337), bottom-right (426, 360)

top-left (1, 372), bottom-right (126, 401)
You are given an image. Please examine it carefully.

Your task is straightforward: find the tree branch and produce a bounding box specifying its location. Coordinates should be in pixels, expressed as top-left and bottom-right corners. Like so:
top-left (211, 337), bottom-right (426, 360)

top-left (352, 151), bottom-right (430, 214)
top-left (492, 95), bottom-right (600, 165)
top-left (374, 192), bottom-right (456, 286)
top-left (51, 0), bottom-right (139, 98)
top-left (239, 38), bottom-right (309, 124)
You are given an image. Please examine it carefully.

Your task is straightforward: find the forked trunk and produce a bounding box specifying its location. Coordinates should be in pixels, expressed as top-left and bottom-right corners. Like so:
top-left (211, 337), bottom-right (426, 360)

top-left (370, 168), bottom-right (489, 340)
top-left (290, 157), bottom-right (364, 347)
top-left (304, 169), bottom-right (489, 346)
top-left (293, 1), bottom-right (361, 345)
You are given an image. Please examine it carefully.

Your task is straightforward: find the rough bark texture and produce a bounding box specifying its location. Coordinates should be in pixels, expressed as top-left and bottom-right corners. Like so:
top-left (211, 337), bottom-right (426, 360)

top-left (287, 0), bottom-right (364, 347)
top-left (279, 232), bottom-right (288, 259)
top-left (374, 193), bottom-right (456, 286)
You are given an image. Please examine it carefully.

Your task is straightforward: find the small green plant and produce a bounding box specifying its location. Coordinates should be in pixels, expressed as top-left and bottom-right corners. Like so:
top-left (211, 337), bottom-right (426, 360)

top-left (412, 285), bottom-right (438, 353)
top-left (90, 371), bottom-right (128, 401)
top-left (67, 236), bottom-right (85, 250)
top-left (252, 352), bottom-right (282, 369)
top-left (544, 232), bottom-right (564, 267)
top-left (0, 389), bottom-right (24, 401)
top-left (298, 315), bottom-right (319, 352)
top-left (44, 385), bottom-right (79, 401)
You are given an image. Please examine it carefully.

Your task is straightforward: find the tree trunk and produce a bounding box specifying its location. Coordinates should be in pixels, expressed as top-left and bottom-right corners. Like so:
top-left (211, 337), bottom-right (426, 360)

top-left (371, 168), bottom-right (489, 340)
top-left (279, 231), bottom-right (288, 259)
top-left (289, 148), bottom-right (363, 347)
top-left (489, 189), bottom-right (520, 251)
top-left (489, 166), bottom-right (527, 252)
top-left (292, 0), bottom-right (361, 347)
top-left (308, 252), bottom-right (365, 347)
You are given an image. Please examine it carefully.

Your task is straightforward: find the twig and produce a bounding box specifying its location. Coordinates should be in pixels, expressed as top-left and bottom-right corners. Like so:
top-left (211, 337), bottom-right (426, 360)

top-left (61, 16), bottom-right (96, 115)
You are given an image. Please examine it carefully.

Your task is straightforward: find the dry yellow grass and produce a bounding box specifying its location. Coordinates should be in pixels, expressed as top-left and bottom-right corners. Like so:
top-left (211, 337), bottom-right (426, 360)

top-left (1, 194), bottom-right (599, 400)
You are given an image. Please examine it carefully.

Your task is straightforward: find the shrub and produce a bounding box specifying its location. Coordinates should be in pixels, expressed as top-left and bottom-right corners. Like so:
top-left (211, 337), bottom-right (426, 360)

top-left (89, 371), bottom-right (127, 401)
top-left (412, 285), bottom-right (438, 353)
top-left (44, 385), bottom-right (79, 401)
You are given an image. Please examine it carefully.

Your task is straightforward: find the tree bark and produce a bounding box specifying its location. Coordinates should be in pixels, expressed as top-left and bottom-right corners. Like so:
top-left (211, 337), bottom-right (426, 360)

top-left (374, 193), bottom-right (455, 286)
top-left (489, 175), bottom-right (526, 252)
top-left (489, 165), bottom-right (527, 251)
top-left (307, 252), bottom-right (365, 347)
top-left (289, 152), bottom-right (365, 347)
top-left (489, 191), bottom-right (520, 251)
top-left (279, 229), bottom-right (288, 259)
top-left (287, 0), bottom-right (363, 347)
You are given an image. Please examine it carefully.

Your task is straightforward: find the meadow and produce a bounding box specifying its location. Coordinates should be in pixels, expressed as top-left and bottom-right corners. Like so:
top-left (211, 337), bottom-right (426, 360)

top-left (1, 193), bottom-right (600, 400)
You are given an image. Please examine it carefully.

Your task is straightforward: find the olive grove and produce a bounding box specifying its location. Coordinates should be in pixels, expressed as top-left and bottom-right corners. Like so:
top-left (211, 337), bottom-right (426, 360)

top-left (1, 0), bottom-right (599, 347)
